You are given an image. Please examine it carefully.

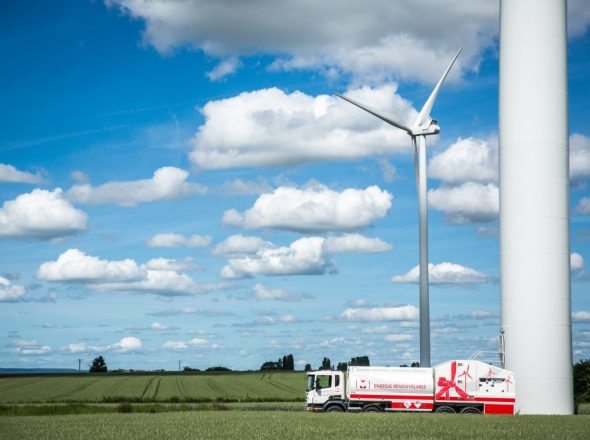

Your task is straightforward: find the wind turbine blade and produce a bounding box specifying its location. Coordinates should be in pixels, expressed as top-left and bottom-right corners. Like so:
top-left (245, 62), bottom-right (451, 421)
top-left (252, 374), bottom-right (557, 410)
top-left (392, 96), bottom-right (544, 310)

top-left (413, 48), bottom-right (462, 128)
top-left (334, 93), bottom-right (412, 135)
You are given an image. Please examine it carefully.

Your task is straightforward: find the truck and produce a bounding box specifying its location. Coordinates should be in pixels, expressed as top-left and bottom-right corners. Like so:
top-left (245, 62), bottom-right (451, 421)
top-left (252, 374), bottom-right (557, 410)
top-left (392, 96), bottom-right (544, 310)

top-left (306, 360), bottom-right (515, 414)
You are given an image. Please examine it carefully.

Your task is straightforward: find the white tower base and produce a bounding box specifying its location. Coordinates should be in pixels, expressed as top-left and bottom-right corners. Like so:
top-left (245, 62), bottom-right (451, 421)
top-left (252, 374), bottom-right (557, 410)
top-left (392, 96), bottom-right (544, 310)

top-left (499, 0), bottom-right (573, 414)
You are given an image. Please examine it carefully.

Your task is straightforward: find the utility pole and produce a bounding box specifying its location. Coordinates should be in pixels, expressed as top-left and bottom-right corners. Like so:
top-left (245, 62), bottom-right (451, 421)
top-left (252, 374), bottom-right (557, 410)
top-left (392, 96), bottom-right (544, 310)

top-left (78, 358), bottom-right (82, 372)
top-left (178, 360), bottom-right (181, 372)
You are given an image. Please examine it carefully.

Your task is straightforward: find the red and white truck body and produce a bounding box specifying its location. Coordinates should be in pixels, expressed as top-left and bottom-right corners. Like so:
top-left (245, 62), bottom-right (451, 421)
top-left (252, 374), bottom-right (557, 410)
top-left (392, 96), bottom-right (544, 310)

top-left (306, 360), bottom-right (515, 414)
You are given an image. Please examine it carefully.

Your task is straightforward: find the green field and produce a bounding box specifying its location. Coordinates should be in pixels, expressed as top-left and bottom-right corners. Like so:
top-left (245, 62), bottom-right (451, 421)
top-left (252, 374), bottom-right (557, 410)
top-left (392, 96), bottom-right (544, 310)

top-left (1, 411), bottom-right (589, 440)
top-left (0, 372), bottom-right (304, 403)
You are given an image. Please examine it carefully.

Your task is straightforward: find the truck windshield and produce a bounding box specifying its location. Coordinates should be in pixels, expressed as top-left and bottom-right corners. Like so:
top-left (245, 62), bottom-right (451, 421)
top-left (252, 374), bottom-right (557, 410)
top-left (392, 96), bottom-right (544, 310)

top-left (306, 375), bottom-right (315, 392)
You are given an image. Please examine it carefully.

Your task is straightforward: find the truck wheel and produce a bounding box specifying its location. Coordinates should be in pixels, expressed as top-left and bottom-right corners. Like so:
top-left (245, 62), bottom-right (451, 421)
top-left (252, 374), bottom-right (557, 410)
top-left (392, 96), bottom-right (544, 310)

top-left (326, 405), bottom-right (345, 412)
top-left (363, 405), bottom-right (382, 413)
top-left (459, 406), bottom-right (481, 414)
top-left (435, 406), bottom-right (456, 413)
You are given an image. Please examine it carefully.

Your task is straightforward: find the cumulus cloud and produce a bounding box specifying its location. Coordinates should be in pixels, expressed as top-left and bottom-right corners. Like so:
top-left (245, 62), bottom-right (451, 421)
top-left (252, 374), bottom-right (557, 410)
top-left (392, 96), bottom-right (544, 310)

top-left (12, 339), bottom-right (51, 355)
top-left (37, 249), bottom-right (145, 283)
top-left (191, 86), bottom-right (416, 169)
top-left (146, 257), bottom-right (199, 272)
top-left (340, 305), bottom-right (419, 322)
top-left (570, 133), bottom-right (590, 183)
top-left (429, 137), bottom-right (498, 184)
top-left (572, 311), bottom-right (590, 322)
top-left (0, 277), bottom-right (26, 302)
top-left (0, 163), bottom-right (46, 184)
top-left (162, 337), bottom-right (216, 350)
top-left (223, 183), bottom-right (392, 232)
top-left (219, 178), bottom-right (272, 196)
top-left (66, 167), bottom-right (207, 207)
top-left (472, 310), bottom-right (497, 319)
top-left (0, 189), bottom-right (87, 239)
top-left (206, 57), bottom-right (241, 81)
top-left (219, 233), bottom-right (391, 279)
top-left (65, 336), bottom-right (142, 353)
top-left (147, 233), bottom-right (212, 248)
top-left (105, 0), bottom-right (502, 84)
top-left (221, 237), bottom-right (331, 279)
top-left (428, 182), bottom-right (499, 224)
top-left (391, 262), bottom-right (490, 284)
top-left (252, 283), bottom-right (307, 302)
top-left (211, 234), bottom-right (274, 256)
top-left (37, 249), bottom-right (216, 296)
top-left (324, 234), bottom-right (392, 253)
top-left (576, 197), bottom-right (590, 214)
top-left (571, 252), bottom-right (584, 274)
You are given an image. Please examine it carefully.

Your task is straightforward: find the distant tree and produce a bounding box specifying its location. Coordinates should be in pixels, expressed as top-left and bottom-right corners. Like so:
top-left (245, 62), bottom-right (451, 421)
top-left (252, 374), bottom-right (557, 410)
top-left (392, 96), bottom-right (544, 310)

top-left (336, 362), bottom-right (348, 371)
top-left (287, 354), bottom-right (294, 371)
top-left (411, 362), bottom-right (420, 368)
top-left (349, 356), bottom-right (370, 367)
top-left (304, 363), bottom-right (312, 372)
top-left (320, 357), bottom-right (331, 370)
top-left (183, 366), bottom-right (200, 372)
top-left (399, 364), bottom-right (408, 367)
top-left (282, 355), bottom-right (288, 370)
top-left (205, 366), bottom-right (232, 372)
top-left (260, 361), bottom-right (281, 371)
top-left (574, 359), bottom-right (590, 403)
top-left (89, 356), bottom-right (107, 373)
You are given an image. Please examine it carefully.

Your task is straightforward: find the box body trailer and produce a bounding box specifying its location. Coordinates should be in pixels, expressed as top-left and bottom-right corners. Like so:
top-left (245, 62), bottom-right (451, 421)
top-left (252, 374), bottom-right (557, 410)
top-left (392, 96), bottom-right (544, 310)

top-left (306, 360), bottom-right (515, 414)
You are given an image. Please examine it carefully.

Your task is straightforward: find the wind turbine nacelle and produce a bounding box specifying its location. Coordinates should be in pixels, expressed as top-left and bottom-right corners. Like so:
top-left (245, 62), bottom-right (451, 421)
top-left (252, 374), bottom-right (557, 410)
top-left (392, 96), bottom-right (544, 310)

top-left (413, 122), bottom-right (440, 137)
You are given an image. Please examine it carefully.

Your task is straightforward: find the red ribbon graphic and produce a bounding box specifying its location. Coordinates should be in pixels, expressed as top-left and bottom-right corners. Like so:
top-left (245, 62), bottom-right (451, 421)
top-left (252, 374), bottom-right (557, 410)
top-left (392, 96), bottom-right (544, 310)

top-left (435, 361), bottom-right (472, 400)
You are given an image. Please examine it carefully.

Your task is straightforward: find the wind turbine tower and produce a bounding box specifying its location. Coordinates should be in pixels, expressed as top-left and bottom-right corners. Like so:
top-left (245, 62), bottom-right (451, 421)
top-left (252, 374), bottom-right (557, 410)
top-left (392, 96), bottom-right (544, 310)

top-left (499, 0), bottom-right (573, 414)
top-left (336, 50), bottom-right (461, 368)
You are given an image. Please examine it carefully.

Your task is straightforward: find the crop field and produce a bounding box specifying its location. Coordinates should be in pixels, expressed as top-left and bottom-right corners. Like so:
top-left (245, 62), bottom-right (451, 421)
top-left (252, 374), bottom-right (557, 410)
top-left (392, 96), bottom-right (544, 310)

top-left (0, 372), bottom-right (304, 403)
top-left (1, 411), bottom-right (589, 440)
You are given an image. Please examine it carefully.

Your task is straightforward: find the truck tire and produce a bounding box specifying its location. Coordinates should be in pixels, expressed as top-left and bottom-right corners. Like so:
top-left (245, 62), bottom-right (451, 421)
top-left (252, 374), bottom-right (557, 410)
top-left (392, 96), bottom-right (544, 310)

top-left (459, 406), bottom-right (481, 414)
top-left (363, 405), bottom-right (382, 413)
top-left (435, 406), bottom-right (455, 413)
top-left (325, 405), bottom-right (345, 412)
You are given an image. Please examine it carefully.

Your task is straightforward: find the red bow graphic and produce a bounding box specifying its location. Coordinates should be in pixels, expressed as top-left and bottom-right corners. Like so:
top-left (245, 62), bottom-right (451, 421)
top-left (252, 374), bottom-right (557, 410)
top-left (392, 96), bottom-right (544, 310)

top-left (435, 361), bottom-right (472, 400)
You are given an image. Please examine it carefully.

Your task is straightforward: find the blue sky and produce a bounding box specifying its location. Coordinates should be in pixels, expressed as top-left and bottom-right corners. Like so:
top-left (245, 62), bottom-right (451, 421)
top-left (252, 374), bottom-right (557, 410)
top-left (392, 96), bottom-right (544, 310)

top-left (1, 0), bottom-right (589, 371)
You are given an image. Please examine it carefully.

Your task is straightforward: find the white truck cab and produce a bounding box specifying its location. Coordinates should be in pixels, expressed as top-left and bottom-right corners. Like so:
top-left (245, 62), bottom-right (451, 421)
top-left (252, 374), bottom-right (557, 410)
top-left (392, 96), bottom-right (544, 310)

top-left (305, 370), bottom-right (345, 411)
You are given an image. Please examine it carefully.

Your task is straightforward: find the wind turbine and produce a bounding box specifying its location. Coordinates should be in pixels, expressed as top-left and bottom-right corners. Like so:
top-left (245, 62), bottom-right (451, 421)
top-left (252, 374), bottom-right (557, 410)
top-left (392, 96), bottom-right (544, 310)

top-left (335, 49), bottom-right (461, 368)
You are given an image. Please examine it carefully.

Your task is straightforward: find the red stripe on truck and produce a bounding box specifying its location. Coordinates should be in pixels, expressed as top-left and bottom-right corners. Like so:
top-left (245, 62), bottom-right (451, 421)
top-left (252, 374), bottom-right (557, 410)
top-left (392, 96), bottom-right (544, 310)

top-left (436, 396), bottom-right (515, 403)
top-left (484, 403), bottom-right (515, 415)
top-left (350, 393), bottom-right (433, 401)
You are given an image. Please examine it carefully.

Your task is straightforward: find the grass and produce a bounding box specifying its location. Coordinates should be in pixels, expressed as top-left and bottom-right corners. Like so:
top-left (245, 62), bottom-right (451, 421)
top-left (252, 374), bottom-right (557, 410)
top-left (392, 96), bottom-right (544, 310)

top-left (0, 372), bottom-right (305, 403)
top-left (0, 411), bottom-right (589, 440)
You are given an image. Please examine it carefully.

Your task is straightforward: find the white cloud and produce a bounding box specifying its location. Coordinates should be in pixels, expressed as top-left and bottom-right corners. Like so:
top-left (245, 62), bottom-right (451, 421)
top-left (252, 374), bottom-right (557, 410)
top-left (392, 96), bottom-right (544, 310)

top-left (206, 57), bottom-right (241, 81)
top-left (113, 336), bottom-right (142, 352)
top-left (223, 183), bottom-right (392, 232)
top-left (324, 234), bottom-right (392, 253)
top-left (37, 249), bottom-right (215, 296)
top-left (67, 167), bottom-right (207, 207)
top-left (146, 257), bottom-right (199, 272)
top-left (576, 197), bottom-right (590, 214)
top-left (162, 337), bottom-right (214, 350)
top-left (221, 236), bottom-right (331, 279)
top-left (570, 133), bottom-right (590, 183)
top-left (0, 276), bottom-right (26, 302)
top-left (384, 334), bottom-right (413, 342)
top-left (340, 305), bottom-right (419, 322)
top-left (106, 0), bottom-right (501, 84)
top-left (191, 86), bottom-right (416, 170)
top-left (12, 339), bottom-right (52, 355)
top-left (0, 163), bottom-right (46, 184)
top-left (361, 325), bottom-right (390, 334)
top-left (150, 322), bottom-right (169, 330)
top-left (472, 310), bottom-right (497, 319)
top-left (391, 262), bottom-right (490, 284)
top-left (211, 234), bottom-right (274, 256)
top-left (147, 233), bottom-right (212, 248)
top-left (219, 178), bottom-right (272, 196)
top-left (571, 252), bottom-right (584, 273)
top-left (65, 342), bottom-right (102, 353)
top-left (429, 137), bottom-right (498, 184)
top-left (428, 182), bottom-right (499, 224)
top-left (258, 314), bottom-right (298, 325)
top-left (0, 188), bottom-right (87, 239)
top-left (252, 283), bottom-right (304, 302)
top-left (379, 159), bottom-right (397, 182)
top-left (37, 249), bottom-right (145, 283)
top-left (572, 311), bottom-right (590, 322)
